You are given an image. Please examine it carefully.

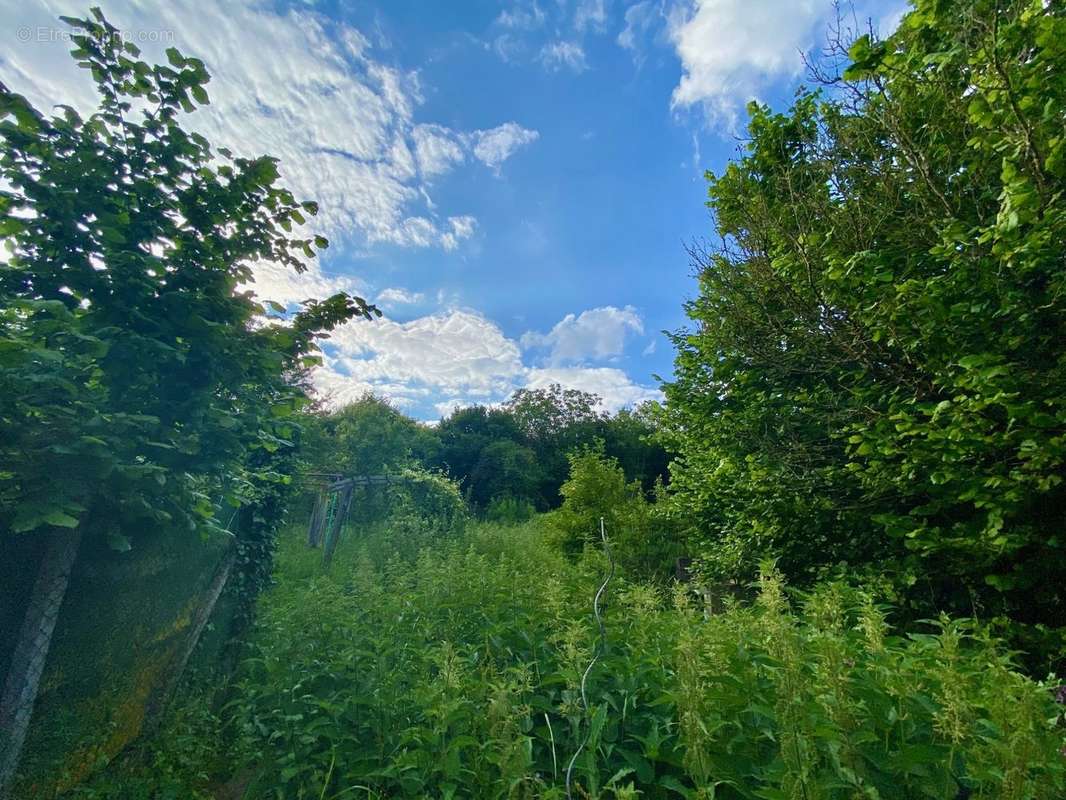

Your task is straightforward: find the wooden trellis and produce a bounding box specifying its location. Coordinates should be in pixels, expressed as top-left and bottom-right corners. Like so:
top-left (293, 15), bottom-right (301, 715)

top-left (304, 474), bottom-right (402, 566)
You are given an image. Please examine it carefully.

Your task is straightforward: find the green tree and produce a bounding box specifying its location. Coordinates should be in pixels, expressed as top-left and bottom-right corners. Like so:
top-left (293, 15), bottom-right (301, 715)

top-left (662, 0), bottom-right (1066, 645)
top-left (303, 394), bottom-right (438, 478)
top-left (505, 384), bottom-right (605, 507)
top-left (600, 402), bottom-right (671, 494)
top-left (432, 405), bottom-right (532, 510)
top-left (469, 439), bottom-right (539, 509)
top-left (548, 448), bottom-right (679, 579)
top-left (0, 11), bottom-right (374, 787)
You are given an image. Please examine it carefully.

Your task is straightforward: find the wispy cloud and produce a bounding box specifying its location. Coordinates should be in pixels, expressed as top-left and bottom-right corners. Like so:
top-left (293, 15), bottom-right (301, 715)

top-left (376, 288), bottom-right (426, 308)
top-left (574, 0), bottom-right (608, 32)
top-left (411, 123), bottom-right (466, 179)
top-left (539, 40), bottom-right (589, 72)
top-left (495, 2), bottom-right (546, 30)
top-left (617, 0), bottom-right (662, 65)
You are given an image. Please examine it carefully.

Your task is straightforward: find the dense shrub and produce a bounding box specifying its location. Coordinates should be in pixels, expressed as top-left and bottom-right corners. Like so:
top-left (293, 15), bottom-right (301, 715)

top-left (484, 495), bottom-right (537, 525)
top-left (548, 448), bottom-right (680, 580)
top-left (661, 0), bottom-right (1066, 650)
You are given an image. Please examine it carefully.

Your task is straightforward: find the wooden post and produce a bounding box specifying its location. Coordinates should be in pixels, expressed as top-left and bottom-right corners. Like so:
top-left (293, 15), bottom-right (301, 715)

top-left (306, 490), bottom-right (327, 548)
top-left (322, 484), bottom-right (354, 568)
top-left (0, 529), bottom-right (82, 797)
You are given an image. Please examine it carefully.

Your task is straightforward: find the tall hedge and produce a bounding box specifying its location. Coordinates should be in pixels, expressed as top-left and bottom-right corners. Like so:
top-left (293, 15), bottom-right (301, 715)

top-left (662, 0), bottom-right (1066, 653)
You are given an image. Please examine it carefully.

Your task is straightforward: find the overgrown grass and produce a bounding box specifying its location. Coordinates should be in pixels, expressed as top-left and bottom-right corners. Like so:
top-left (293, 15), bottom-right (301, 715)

top-left (77, 519), bottom-right (1065, 799)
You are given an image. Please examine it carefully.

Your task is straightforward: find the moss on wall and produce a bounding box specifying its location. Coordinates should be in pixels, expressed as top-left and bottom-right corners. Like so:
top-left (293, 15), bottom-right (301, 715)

top-left (10, 525), bottom-right (232, 798)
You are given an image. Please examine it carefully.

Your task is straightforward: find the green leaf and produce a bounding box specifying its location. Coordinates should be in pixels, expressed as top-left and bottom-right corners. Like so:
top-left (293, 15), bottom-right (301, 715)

top-left (44, 510), bottom-right (80, 528)
top-left (107, 530), bottom-right (134, 552)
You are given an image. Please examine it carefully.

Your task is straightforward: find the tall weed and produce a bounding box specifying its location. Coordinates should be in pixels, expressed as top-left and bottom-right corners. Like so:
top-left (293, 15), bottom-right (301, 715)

top-left (77, 520), bottom-right (1066, 799)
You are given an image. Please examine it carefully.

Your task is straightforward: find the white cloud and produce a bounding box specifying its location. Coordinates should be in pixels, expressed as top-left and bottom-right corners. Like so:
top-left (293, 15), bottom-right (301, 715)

top-left (574, 0), bottom-right (608, 32)
top-left (490, 32), bottom-right (524, 63)
top-left (310, 306), bottom-right (660, 419)
top-left (376, 287), bottom-right (426, 307)
top-left (496, 2), bottom-right (546, 29)
top-left (411, 124), bottom-right (466, 179)
top-left (439, 215), bottom-right (477, 251)
top-left (247, 262), bottom-right (369, 308)
top-left (314, 310), bottom-right (526, 409)
top-left (539, 41), bottom-right (589, 73)
top-left (472, 123), bottom-right (540, 173)
top-left (521, 306), bottom-right (644, 365)
top-left (525, 367), bottom-right (662, 413)
top-left (617, 0), bottom-right (661, 63)
top-left (667, 0), bottom-right (821, 122)
top-left (434, 398), bottom-right (477, 418)
top-left (449, 216), bottom-right (478, 240)
top-left (0, 0), bottom-right (538, 259)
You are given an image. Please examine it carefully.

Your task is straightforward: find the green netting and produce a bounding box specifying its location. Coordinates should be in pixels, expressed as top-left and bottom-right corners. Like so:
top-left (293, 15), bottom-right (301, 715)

top-left (0, 536), bottom-right (46, 687)
top-left (10, 526), bottom-right (231, 798)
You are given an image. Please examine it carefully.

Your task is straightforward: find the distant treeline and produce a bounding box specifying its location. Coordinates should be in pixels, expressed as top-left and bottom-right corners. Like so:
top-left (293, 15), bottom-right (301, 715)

top-left (300, 384), bottom-right (669, 515)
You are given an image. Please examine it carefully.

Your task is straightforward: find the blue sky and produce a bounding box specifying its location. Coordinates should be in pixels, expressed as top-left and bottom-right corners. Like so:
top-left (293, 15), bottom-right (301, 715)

top-left (2, 0), bottom-right (904, 420)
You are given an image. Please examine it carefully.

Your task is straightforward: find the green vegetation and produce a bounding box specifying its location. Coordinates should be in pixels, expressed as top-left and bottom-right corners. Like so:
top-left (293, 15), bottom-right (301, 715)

top-left (301, 388), bottom-right (670, 517)
top-left (75, 517), bottom-right (1066, 799)
top-left (662, 0), bottom-right (1066, 664)
top-left (5, 0), bottom-right (1066, 797)
top-left (0, 10), bottom-right (374, 552)
top-left (0, 12), bottom-right (373, 792)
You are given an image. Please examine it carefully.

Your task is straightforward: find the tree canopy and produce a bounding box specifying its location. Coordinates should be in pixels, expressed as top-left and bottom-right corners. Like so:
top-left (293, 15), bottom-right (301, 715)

top-left (662, 0), bottom-right (1066, 641)
top-left (0, 10), bottom-right (375, 549)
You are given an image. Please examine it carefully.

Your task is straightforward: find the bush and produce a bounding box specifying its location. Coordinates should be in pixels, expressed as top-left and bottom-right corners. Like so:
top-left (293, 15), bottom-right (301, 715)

top-left (484, 495), bottom-right (536, 524)
top-left (548, 448), bottom-right (680, 580)
top-left (661, 0), bottom-right (1066, 645)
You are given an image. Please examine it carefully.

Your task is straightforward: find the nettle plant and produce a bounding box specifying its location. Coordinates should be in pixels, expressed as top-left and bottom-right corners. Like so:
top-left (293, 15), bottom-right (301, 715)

top-left (0, 8), bottom-right (376, 547)
top-left (212, 524), bottom-right (1066, 800)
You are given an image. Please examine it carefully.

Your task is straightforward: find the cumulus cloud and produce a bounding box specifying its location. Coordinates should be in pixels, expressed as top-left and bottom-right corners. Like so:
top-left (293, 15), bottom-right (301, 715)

top-left (521, 306), bottom-right (644, 365)
top-left (313, 310), bottom-right (526, 409)
top-left (472, 123), bottom-right (541, 173)
top-left (1, 0), bottom-right (538, 262)
top-left (539, 41), bottom-right (589, 73)
top-left (525, 367), bottom-right (662, 412)
top-left (310, 307), bottom-right (659, 419)
top-left (667, 0), bottom-right (822, 122)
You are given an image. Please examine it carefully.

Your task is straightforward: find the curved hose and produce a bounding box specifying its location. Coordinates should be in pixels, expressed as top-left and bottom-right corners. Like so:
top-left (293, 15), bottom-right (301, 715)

top-left (565, 516), bottom-right (615, 800)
